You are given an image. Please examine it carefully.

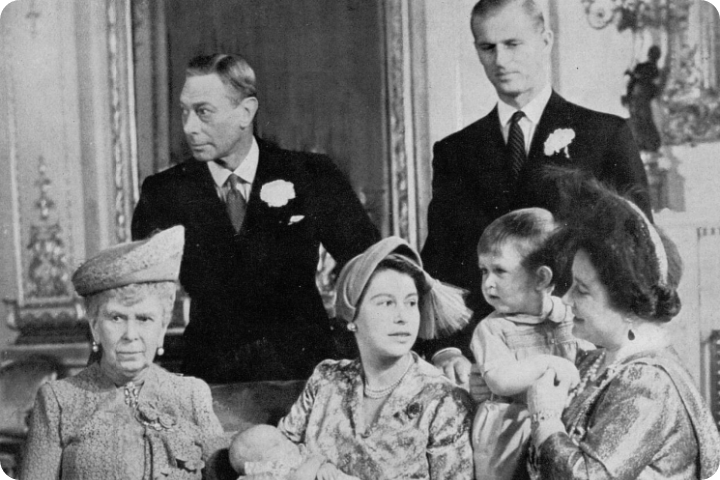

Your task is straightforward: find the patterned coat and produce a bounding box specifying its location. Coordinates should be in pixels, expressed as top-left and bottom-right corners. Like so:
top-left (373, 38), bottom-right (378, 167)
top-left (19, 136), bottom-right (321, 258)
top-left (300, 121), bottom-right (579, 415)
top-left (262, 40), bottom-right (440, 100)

top-left (530, 347), bottom-right (720, 479)
top-left (20, 362), bottom-right (227, 480)
top-left (277, 353), bottom-right (474, 480)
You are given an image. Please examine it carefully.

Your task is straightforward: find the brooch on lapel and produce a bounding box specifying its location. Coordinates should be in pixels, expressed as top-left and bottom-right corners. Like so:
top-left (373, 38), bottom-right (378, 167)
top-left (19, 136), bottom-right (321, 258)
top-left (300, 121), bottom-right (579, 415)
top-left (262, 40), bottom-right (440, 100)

top-left (260, 180), bottom-right (296, 207)
top-left (405, 402), bottom-right (422, 419)
top-left (544, 128), bottom-right (575, 159)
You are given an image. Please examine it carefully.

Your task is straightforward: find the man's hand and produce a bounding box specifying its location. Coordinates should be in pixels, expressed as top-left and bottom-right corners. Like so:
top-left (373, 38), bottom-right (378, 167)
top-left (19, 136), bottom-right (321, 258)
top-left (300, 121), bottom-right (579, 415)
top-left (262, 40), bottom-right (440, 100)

top-left (432, 349), bottom-right (471, 390)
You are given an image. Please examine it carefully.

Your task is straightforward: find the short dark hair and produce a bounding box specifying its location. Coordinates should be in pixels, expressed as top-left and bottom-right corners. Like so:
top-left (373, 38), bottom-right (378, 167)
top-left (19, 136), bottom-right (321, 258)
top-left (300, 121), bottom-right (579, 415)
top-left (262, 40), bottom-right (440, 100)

top-left (477, 208), bottom-right (558, 282)
top-left (552, 173), bottom-right (682, 323)
top-left (186, 54), bottom-right (257, 102)
top-left (471, 0), bottom-right (545, 32)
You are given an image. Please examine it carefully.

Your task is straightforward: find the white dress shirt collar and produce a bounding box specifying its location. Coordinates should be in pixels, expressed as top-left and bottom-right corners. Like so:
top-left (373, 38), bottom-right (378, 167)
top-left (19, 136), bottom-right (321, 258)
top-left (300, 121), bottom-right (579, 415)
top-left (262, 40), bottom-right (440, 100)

top-left (497, 85), bottom-right (553, 152)
top-left (207, 137), bottom-right (259, 197)
top-left (497, 84), bottom-right (553, 128)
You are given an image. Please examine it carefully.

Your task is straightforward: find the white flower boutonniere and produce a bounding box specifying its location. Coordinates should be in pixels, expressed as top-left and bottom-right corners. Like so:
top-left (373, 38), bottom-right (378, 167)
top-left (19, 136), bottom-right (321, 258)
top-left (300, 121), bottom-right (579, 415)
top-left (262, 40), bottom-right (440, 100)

top-left (544, 128), bottom-right (576, 159)
top-left (260, 180), bottom-right (296, 207)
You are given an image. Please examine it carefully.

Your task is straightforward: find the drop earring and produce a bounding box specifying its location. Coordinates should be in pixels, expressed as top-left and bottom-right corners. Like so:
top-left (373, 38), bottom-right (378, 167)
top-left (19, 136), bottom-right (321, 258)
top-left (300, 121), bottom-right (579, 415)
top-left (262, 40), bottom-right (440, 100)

top-left (157, 346), bottom-right (165, 356)
top-left (628, 329), bottom-right (635, 341)
top-left (91, 341), bottom-right (99, 352)
top-left (346, 323), bottom-right (357, 333)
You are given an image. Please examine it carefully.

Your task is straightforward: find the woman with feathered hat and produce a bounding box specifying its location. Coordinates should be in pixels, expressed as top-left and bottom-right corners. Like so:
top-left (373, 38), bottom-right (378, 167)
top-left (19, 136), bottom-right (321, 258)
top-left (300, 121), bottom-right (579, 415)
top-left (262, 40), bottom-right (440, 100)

top-left (277, 236), bottom-right (474, 479)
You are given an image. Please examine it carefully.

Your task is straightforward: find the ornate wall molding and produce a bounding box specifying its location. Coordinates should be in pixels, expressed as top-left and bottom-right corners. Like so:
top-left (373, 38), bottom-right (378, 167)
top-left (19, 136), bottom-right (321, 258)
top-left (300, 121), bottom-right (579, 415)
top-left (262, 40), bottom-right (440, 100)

top-left (3, 0), bottom-right (86, 343)
top-left (26, 157), bottom-right (72, 300)
top-left (5, 157), bottom-right (84, 342)
top-left (582, 0), bottom-right (720, 146)
top-left (3, 0), bottom-right (140, 344)
top-left (660, 43), bottom-right (720, 145)
top-left (383, 0), bottom-right (424, 249)
top-left (107, 0), bottom-right (139, 243)
top-left (581, 0), bottom-right (693, 32)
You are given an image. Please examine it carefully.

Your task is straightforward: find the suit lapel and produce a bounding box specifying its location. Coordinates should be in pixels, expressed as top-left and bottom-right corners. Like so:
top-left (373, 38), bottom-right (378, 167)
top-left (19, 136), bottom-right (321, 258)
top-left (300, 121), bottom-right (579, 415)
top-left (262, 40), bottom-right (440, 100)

top-left (476, 107), bottom-right (513, 211)
top-left (478, 107), bottom-right (508, 173)
top-left (528, 91), bottom-right (572, 163)
top-left (242, 139), bottom-right (300, 236)
top-left (178, 161), bottom-right (235, 233)
top-left (175, 160), bottom-right (269, 243)
top-left (514, 92), bottom-right (574, 208)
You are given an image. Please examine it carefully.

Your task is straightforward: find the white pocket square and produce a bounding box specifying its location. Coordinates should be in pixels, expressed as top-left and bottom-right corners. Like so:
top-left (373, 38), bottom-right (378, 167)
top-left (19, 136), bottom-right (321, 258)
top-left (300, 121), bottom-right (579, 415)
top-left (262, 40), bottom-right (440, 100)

top-left (288, 215), bottom-right (305, 225)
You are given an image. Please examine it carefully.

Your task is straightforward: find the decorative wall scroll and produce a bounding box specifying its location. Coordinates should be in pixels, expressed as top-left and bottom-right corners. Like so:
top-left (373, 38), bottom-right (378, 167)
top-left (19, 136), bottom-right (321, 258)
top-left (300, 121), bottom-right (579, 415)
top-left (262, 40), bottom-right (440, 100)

top-left (659, 40), bottom-right (720, 145)
top-left (2, 1), bottom-right (84, 344)
top-left (4, 0), bottom-right (139, 344)
top-left (5, 156), bottom-right (85, 344)
top-left (26, 157), bottom-right (71, 300)
top-left (581, 0), bottom-right (693, 32)
top-left (582, 0), bottom-right (720, 146)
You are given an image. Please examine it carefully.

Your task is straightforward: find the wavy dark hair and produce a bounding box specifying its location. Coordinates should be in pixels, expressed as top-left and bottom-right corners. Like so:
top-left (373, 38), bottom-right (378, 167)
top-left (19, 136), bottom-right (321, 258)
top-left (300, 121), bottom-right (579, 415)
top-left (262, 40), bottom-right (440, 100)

top-left (471, 0), bottom-right (546, 33)
top-left (549, 169), bottom-right (681, 323)
top-left (186, 53), bottom-right (257, 103)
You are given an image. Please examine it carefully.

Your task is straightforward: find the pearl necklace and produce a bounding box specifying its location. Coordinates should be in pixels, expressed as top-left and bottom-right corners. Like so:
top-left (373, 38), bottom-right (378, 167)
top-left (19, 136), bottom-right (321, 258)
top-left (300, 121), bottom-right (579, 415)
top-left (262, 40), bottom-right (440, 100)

top-left (364, 358), bottom-right (413, 399)
top-left (568, 351), bottom-right (606, 400)
top-left (566, 351), bottom-right (633, 441)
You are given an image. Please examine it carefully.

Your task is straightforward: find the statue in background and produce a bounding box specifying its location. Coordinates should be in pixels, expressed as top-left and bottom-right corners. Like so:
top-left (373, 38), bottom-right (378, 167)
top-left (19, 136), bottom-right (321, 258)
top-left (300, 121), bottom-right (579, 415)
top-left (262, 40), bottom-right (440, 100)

top-left (623, 46), bottom-right (666, 152)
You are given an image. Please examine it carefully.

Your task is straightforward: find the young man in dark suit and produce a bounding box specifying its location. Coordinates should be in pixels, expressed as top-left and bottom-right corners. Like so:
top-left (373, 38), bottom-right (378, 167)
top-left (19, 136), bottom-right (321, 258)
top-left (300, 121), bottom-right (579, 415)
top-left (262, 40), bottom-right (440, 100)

top-left (132, 54), bottom-right (379, 383)
top-left (420, 0), bottom-right (652, 385)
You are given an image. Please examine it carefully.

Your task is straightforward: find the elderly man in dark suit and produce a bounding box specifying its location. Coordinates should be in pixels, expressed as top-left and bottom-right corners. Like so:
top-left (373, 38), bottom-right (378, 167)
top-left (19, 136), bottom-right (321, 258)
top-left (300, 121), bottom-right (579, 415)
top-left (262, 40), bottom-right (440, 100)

top-left (420, 0), bottom-right (652, 385)
top-left (132, 54), bottom-right (379, 383)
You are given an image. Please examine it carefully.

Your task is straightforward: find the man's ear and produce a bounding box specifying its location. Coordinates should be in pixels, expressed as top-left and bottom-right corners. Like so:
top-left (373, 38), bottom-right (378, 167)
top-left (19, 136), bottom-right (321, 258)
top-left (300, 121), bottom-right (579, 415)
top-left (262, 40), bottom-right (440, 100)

top-left (238, 96), bottom-right (258, 128)
top-left (542, 28), bottom-right (554, 53)
top-left (535, 265), bottom-right (553, 291)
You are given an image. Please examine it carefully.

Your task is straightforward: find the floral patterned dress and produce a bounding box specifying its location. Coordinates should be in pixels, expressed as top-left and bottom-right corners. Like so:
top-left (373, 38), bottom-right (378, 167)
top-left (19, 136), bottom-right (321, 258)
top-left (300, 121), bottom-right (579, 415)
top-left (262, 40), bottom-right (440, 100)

top-left (529, 347), bottom-right (720, 479)
top-left (277, 353), bottom-right (474, 480)
top-left (20, 362), bottom-right (227, 480)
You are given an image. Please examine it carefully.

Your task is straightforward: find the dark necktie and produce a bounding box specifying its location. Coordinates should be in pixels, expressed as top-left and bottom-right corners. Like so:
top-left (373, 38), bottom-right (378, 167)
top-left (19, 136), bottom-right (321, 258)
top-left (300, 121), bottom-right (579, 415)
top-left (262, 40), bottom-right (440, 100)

top-left (225, 174), bottom-right (247, 232)
top-left (507, 111), bottom-right (527, 183)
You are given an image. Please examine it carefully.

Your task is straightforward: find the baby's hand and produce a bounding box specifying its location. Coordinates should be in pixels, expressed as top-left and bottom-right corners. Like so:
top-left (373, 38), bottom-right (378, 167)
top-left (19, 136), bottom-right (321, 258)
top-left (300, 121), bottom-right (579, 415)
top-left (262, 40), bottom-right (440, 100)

top-left (545, 357), bottom-right (580, 390)
top-left (315, 462), bottom-right (361, 480)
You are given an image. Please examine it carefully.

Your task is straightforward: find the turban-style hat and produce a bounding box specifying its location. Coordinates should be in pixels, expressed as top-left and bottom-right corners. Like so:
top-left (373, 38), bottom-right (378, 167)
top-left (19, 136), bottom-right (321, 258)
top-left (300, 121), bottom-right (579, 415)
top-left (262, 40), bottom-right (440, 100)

top-left (72, 226), bottom-right (185, 296)
top-left (335, 236), bottom-right (471, 340)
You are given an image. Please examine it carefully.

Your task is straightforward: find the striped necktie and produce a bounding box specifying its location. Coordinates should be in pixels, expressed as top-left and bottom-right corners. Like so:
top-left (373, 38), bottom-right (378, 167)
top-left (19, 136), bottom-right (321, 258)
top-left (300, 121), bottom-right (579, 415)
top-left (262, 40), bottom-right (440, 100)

top-left (507, 111), bottom-right (527, 183)
top-left (225, 174), bottom-right (247, 232)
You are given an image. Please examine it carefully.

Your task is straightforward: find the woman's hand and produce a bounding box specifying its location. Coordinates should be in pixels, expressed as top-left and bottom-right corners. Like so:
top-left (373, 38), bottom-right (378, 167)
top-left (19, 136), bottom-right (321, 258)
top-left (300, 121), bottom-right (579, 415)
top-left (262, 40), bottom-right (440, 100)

top-left (432, 349), bottom-right (471, 390)
top-left (527, 369), bottom-right (570, 447)
top-left (545, 356), bottom-right (580, 392)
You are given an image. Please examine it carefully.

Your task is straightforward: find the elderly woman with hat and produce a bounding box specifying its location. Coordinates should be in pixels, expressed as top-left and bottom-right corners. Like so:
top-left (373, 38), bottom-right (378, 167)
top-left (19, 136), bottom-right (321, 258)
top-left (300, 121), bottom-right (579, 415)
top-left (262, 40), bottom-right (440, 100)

top-left (20, 226), bottom-right (227, 480)
top-left (526, 177), bottom-right (720, 479)
top-left (277, 236), bottom-right (474, 479)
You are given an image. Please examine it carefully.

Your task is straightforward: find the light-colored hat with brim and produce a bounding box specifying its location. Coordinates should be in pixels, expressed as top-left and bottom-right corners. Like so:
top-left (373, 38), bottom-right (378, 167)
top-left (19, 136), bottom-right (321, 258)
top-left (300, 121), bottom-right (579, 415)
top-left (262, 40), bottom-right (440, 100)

top-left (335, 236), bottom-right (472, 340)
top-left (72, 226), bottom-right (185, 296)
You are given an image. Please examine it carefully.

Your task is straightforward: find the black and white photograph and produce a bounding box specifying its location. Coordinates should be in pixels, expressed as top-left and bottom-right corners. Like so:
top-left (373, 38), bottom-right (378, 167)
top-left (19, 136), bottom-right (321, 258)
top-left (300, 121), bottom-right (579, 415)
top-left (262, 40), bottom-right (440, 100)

top-left (1, 0), bottom-right (720, 478)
